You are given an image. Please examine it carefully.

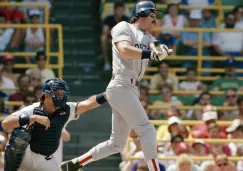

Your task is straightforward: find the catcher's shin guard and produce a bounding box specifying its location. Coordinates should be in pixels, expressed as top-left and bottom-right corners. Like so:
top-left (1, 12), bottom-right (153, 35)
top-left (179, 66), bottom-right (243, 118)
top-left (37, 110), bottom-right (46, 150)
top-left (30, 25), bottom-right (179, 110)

top-left (4, 127), bottom-right (31, 171)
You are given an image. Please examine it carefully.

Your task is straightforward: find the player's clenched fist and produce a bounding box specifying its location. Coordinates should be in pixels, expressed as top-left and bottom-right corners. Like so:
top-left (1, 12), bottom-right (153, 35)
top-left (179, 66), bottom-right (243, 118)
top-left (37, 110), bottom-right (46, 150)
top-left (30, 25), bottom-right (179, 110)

top-left (30, 115), bottom-right (50, 130)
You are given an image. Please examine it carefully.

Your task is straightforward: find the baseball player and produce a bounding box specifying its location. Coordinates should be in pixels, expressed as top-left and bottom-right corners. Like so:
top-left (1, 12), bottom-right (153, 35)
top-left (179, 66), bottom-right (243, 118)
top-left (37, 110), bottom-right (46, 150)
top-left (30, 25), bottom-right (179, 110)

top-left (61, 1), bottom-right (173, 171)
top-left (2, 78), bottom-right (107, 171)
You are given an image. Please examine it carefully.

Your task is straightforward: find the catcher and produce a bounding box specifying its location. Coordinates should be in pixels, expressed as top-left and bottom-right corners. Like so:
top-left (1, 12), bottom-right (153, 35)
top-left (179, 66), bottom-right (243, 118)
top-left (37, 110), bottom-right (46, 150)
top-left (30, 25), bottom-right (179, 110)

top-left (2, 78), bottom-right (107, 171)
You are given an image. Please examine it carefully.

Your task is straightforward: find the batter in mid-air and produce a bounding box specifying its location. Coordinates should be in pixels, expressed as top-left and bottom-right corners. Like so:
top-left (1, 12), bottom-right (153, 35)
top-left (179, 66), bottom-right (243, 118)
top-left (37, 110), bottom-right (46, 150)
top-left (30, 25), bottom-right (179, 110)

top-left (61, 1), bottom-right (173, 171)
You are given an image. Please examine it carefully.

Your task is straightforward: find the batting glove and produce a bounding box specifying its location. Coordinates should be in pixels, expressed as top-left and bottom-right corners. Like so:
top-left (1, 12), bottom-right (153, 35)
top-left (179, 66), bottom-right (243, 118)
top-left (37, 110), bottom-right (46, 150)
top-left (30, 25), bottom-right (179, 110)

top-left (150, 51), bottom-right (160, 61)
top-left (158, 44), bottom-right (173, 61)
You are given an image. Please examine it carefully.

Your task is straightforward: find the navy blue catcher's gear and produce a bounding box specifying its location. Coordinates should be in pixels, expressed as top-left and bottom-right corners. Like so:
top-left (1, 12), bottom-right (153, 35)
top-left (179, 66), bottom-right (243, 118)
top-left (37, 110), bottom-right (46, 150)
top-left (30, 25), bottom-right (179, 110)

top-left (4, 127), bottom-right (31, 171)
top-left (42, 78), bottom-right (69, 108)
top-left (29, 106), bottom-right (70, 156)
top-left (132, 1), bottom-right (163, 19)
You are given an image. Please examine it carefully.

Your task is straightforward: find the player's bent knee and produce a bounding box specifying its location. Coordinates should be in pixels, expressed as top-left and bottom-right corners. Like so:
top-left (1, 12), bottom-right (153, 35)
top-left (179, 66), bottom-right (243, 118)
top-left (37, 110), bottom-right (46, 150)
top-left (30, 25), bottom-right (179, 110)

top-left (111, 140), bottom-right (126, 153)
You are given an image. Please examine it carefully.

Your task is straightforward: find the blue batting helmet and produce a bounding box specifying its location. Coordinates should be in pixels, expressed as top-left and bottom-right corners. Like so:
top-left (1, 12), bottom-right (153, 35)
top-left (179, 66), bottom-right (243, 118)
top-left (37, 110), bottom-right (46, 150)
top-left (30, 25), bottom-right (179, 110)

top-left (133, 1), bottom-right (163, 19)
top-left (42, 78), bottom-right (69, 108)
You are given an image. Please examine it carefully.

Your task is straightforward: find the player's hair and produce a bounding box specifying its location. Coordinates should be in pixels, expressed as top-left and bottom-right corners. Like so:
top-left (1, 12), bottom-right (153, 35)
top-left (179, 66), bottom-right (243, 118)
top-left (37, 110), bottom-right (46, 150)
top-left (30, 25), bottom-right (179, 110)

top-left (114, 1), bottom-right (125, 10)
top-left (130, 16), bottom-right (139, 24)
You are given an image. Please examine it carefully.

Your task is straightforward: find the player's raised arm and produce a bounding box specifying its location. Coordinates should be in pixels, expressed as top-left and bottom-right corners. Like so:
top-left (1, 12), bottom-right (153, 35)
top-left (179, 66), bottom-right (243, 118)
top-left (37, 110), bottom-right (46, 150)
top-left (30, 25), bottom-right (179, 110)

top-left (75, 92), bottom-right (107, 115)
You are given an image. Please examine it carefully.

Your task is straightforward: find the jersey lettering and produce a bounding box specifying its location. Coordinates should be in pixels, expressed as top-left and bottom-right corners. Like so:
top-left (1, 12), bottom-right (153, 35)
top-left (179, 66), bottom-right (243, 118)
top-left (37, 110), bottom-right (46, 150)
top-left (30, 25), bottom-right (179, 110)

top-left (134, 43), bottom-right (147, 50)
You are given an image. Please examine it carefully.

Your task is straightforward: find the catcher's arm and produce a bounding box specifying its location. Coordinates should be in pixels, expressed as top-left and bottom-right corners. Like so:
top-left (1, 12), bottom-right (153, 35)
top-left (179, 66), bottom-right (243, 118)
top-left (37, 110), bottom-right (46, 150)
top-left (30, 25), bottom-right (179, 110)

top-left (2, 113), bottom-right (50, 130)
top-left (76, 92), bottom-right (107, 115)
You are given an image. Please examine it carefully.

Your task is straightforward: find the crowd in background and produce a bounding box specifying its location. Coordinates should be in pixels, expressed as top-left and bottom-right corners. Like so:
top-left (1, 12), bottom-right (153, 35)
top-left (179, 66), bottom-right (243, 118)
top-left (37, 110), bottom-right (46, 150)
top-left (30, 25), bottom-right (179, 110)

top-left (0, 0), bottom-right (55, 170)
top-left (100, 0), bottom-right (243, 171)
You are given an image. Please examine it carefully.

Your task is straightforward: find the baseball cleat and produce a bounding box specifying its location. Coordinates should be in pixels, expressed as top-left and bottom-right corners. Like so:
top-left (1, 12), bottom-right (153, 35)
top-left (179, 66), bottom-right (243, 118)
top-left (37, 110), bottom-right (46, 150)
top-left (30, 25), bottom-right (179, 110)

top-left (60, 159), bottom-right (83, 171)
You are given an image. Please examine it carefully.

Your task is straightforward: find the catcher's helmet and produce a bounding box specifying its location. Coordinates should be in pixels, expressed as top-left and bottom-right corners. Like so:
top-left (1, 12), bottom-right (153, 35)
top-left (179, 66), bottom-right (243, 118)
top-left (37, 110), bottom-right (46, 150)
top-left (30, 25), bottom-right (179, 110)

top-left (42, 78), bottom-right (69, 108)
top-left (133, 1), bottom-right (163, 19)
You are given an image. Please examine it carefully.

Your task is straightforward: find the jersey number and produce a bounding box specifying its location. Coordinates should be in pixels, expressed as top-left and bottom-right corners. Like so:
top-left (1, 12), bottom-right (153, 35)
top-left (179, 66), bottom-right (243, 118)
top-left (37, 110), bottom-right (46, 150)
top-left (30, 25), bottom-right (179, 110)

top-left (134, 44), bottom-right (147, 50)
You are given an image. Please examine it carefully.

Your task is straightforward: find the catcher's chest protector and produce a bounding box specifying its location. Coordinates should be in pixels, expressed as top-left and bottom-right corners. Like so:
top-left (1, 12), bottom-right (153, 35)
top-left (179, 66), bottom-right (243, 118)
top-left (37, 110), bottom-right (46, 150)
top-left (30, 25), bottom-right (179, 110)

top-left (29, 105), bottom-right (70, 156)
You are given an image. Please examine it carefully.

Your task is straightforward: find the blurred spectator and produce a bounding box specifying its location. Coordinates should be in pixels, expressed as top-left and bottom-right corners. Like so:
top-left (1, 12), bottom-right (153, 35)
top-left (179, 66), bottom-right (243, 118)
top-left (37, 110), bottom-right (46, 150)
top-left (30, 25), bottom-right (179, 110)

top-left (181, 0), bottom-right (214, 6)
top-left (33, 85), bottom-right (42, 101)
top-left (179, 67), bottom-right (201, 91)
top-left (181, 10), bottom-right (211, 70)
top-left (160, 3), bottom-right (188, 38)
top-left (175, 142), bottom-right (191, 155)
top-left (233, 5), bottom-right (243, 25)
top-left (150, 61), bottom-right (179, 90)
top-left (0, 64), bottom-right (15, 95)
top-left (157, 108), bottom-right (182, 139)
top-left (223, 89), bottom-right (238, 119)
top-left (200, 9), bottom-right (216, 41)
top-left (203, 154), bottom-right (237, 171)
top-left (200, 9), bottom-right (216, 29)
top-left (19, 93), bottom-right (36, 109)
top-left (161, 116), bottom-right (182, 141)
top-left (167, 153), bottom-right (201, 171)
top-left (18, 0), bottom-right (52, 23)
top-left (136, 161), bottom-right (149, 171)
top-left (26, 51), bottom-right (55, 83)
top-left (140, 99), bottom-right (153, 119)
top-left (0, 0), bottom-right (23, 23)
top-left (236, 145), bottom-right (243, 171)
top-left (0, 12), bottom-right (14, 52)
top-left (158, 31), bottom-right (176, 55)
top-left (2, 54), bottom-right (19, 85)
top-left (232, 96), bottom-right (243, 121)
top-left (8, 74), bottom-right (31, 112)
top-left (226, 119), bottom-right (243, 156)
top-left (151, 84), bottom-right (183, 117)
top-left (23, 9), bottom-right (45, 63)
top-left (27, 68), bottom-right (42, 88)
top-left (212, 12), bottom-right (243, 60)
top-left (0, 93), bottom-right (8, 118)
top-left (179, 124), bottom-right (192, 139)
top-left (211, 58), bottom-right (243, 91)
top-left (192, 139), bottom-right (207, 156)
top-left (101, 1), bottom-right (129, 70)
top-left (206, 123), bottom-right (231, 156)
top-left (191, 105), bottom-right (227, 138)
top-left (187, 92), bottom-right (212, 120)
top-left (159, 134), bottom-right (184, 168)
top-left (131, 160), bottom-right (166, 171)
top-left (139, 86), bottom-right (149, 102)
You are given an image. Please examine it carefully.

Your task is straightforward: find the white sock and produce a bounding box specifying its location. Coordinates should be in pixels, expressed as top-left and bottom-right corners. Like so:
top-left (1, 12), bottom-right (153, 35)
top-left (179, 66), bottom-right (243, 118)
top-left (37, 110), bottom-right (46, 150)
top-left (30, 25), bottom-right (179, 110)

top-left (147, 159), bottom-right (160, 171)
top-left (74, 152), bottom-right (94, 166)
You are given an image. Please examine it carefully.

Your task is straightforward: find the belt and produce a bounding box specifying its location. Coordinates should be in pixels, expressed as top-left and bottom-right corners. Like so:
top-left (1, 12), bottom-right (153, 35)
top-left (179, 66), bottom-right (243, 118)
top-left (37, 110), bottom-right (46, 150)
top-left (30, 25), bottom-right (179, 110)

top-left (112, 75), bottom-right (140, 87)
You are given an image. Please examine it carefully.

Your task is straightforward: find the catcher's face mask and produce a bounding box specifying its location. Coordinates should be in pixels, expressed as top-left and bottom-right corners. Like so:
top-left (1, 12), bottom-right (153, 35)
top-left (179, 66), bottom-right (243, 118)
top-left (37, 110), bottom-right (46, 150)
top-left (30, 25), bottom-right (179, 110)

top-left (42, 78), bottom-right (69, 108)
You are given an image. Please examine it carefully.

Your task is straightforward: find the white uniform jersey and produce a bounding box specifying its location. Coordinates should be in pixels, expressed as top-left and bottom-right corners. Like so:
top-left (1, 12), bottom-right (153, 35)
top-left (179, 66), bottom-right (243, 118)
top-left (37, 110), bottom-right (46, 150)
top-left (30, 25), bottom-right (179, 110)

top-left (12, 102), bottom-right (79, 129)
top-left (111, 21), bottom-right (155, 81)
